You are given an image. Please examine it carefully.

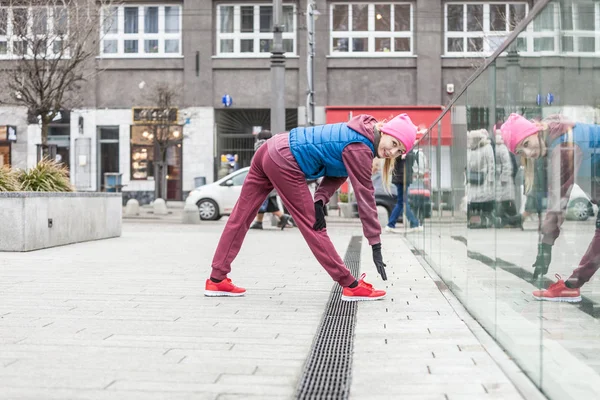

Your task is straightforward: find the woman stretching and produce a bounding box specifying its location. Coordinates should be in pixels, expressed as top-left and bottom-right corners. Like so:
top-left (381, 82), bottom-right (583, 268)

top-left (205, 114), bottom-right (419, 301)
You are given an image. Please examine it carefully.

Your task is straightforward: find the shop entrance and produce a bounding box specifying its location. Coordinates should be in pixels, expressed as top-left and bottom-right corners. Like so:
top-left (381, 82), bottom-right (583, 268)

top-left (130, 125), bottom-right (183, 201)
top-left (0, 125), bottom-right (15, 167)
top-left (0, 143), bottom-right (10, 167)
top-left (214, 109), bottom-right (298, 180)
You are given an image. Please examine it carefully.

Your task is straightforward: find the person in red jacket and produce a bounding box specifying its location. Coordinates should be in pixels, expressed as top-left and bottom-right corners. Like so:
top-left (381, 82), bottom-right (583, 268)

top-left (205, 114), bottom-right (419, 301)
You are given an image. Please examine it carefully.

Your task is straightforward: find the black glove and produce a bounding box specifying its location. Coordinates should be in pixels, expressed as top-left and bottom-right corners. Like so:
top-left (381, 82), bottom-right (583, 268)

top-left (372, 243), bottom-right (388, 281)
top-left (313, 200), bottom-right (326, 231)
top-left (532, 242), bottom-right (552, 281)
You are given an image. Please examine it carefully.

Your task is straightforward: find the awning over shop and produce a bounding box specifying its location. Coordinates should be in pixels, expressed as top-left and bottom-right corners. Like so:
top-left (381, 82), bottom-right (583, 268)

top-left (325, 106), bottom-right (452, 146)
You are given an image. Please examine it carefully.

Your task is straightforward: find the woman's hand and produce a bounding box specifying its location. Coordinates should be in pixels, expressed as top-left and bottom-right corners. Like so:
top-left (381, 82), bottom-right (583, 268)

top-left (532, 243), bottom-right (552, 281)
top-left (372, 243), bottom-right (387, 281)
top-left (313, 200), bottom-right (326, 231)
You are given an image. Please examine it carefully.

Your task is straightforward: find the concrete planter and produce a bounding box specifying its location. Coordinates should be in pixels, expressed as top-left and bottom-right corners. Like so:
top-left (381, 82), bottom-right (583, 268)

top-left (0, 192), bottom-right (122, 252)
top-left (338, 202), bottom-right (354, 218)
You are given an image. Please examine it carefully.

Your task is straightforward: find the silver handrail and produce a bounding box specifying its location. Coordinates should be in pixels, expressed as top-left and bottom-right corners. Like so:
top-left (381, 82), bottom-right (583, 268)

top-left (417, 0), bottom-right (552, 144)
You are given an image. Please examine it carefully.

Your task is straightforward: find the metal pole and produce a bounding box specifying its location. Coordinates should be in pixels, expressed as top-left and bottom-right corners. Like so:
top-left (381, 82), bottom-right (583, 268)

top-left (270, 0), bottom-right (286, 134)
top-left (437, 121), bottom-right (442, 218)
top-left (506, 42), bottom-right (520, 114)
top-left (306, 1), bottom-right (316, 126)
top-left (488, 63), bottom-right (497, 135)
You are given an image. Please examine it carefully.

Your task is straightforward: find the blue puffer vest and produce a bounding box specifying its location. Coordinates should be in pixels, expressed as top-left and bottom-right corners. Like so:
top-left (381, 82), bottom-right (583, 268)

top-left (289, 123), bottom-right (375, 179)
top-left (549, 123), bottom-right (600, 195)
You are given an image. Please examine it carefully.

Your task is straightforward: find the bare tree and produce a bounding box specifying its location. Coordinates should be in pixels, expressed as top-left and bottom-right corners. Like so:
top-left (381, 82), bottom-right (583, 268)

top-left (137, 83), bottom-right (183, 200)
top-left (0, 0), bottom-right (114, 159)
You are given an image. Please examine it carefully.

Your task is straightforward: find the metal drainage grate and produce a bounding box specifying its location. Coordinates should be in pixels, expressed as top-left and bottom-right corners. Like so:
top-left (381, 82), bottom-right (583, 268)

top-left (295, 236), bottom-right (362, 400)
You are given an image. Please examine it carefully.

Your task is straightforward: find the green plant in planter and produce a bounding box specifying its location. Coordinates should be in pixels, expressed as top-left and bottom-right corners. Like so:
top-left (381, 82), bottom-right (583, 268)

top-left (0, 166), bottom-right (20, 191)
top-left (338, 192), bottom-right (348, 203)
top-left (17, 158), bottom-right (74, 192)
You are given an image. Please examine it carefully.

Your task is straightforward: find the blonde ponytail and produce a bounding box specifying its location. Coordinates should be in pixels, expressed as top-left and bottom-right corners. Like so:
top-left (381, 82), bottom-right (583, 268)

top-left (382, 158), bottom-right (395, 191)
top-left (374, 122), bottom-right (395, 191)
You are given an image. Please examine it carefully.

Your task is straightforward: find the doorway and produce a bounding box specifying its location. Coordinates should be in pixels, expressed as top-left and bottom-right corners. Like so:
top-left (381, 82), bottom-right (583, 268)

top-left (166, 142), bottom-right (183, 201)
top-left (97, 127), bottom-right (120, 191)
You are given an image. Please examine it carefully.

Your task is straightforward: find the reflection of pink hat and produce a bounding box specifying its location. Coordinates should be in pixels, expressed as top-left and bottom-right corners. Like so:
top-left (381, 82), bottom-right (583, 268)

top-left (500, 113), bottom-right (539, 153)
top-left (380, 114), bottom-right (417, 153)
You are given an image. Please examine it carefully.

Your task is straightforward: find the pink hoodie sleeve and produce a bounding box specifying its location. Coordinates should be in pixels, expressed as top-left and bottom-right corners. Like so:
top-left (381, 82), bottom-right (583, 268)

top-left (342, 143), bottom-right (381, 246)
top-left (314, 177), bottom-right (347, 204)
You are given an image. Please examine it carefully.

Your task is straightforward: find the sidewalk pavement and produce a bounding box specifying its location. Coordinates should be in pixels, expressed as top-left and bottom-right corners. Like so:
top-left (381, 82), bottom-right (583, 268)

top-left (0, 221), bottom-right (538, 399)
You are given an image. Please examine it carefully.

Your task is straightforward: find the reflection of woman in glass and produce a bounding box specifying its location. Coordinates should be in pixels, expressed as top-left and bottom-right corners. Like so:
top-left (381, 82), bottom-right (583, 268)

top-left (501, 113), bottom-right (600, 302)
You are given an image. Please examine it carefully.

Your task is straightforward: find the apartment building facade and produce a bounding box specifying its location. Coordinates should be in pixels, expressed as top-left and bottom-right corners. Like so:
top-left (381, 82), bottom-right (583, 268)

top-left (4, 0), bottom-right (595, 203)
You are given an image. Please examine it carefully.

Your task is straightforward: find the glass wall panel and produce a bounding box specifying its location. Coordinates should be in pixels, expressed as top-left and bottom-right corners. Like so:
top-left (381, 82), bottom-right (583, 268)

top-left (405, 0), bottom-right (600, 398)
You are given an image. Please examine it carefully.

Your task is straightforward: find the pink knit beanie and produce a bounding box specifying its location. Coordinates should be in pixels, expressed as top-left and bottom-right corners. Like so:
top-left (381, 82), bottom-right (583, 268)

top-left (500, 113), bottom-right (540, 153)
top-left (380, 114), bottom-right (417, 153)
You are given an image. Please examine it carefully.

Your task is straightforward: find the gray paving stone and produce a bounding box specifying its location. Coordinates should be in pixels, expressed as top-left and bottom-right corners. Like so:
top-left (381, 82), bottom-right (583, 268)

top-left (0, 222), bottom-right (534, 399)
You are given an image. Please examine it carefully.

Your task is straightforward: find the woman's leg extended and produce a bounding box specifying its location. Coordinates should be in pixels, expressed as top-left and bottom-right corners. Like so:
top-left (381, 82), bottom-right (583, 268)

top-left (263, 159), bottom-right (355, 287)
top-left (210, 150), bottom-right (273, 280)
top-left (568, 215), bottom-right (600, 288)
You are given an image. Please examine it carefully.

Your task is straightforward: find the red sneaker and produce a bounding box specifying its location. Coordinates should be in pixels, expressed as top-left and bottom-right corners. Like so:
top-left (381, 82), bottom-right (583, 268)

top-left (532, 274), bottom-right (581, 303)
top-left (205, 278), bottom-right (246, 297)
top-left (341, 273), bottom-right (386, 301)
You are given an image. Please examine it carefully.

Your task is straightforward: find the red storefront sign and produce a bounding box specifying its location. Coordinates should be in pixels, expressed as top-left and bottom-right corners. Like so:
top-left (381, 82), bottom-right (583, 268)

top-left (325, 106), bottom-right (452, 146)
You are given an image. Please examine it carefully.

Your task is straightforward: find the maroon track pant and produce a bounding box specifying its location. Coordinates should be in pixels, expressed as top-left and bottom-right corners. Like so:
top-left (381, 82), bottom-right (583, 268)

top-left (210, 144), bottom-right (356, 287)
top-left (569, 227), bottom-right (600, 288)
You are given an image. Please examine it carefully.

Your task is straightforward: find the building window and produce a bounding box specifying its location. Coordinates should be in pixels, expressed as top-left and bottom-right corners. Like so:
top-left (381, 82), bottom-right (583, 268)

top-left (130, 125), bottom-right (182, 180)
top-left (446, 2), bottom-right (600, 56)
top-left (131, 126), bottom-right (154, 180)
top-left (330, 3), bottom-right (413, 55)
top-left (216, 4), bottom-right (296, 56)
top-left (445, 2), bottom-right (528, 56)
top-left (525, 3), bottom-right (558, 53)
top-left (520, 2), bottom-right (600, 55)
top-left (557, 2), bottom-right (599, 54)
top-left (101, 5), bottom-right (182, 57)
top-left (0, 6), bottom-right (68, 58)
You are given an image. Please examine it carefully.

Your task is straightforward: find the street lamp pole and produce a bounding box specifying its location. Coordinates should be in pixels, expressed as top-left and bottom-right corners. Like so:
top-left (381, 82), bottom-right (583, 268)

top-left (270, 0), bottom-right (286, 135)
top-left (306, 0), bottom-right (317, 126)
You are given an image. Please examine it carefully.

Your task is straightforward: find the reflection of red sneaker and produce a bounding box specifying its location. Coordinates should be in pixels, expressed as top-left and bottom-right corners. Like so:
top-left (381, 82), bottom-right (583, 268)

top-left (532, 274), bottom-right (581, 303)
top-left (341, 273), bottom-right (386, 301)
top-left (205, 278), bottom-right (246, 297)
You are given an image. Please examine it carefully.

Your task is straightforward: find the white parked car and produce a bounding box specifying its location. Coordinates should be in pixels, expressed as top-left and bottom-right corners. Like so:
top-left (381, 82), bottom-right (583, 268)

top-left (185, 167), bottom-right (250, 220)
top-left (566, 184), bottom-right (596, 221)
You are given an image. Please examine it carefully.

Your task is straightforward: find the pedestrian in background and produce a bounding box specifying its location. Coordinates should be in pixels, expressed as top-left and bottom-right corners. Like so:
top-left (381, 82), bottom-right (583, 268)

top-left (249, 130), bottom-right (291, 230)
top-left (385, 146), bottom-right (421, 234)
top-left (205, 114), bottom-right (420, 301)
top-left (406, 146), bottom-right (428, 225)
top-left (466, 129), bottom-right (496, 228)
